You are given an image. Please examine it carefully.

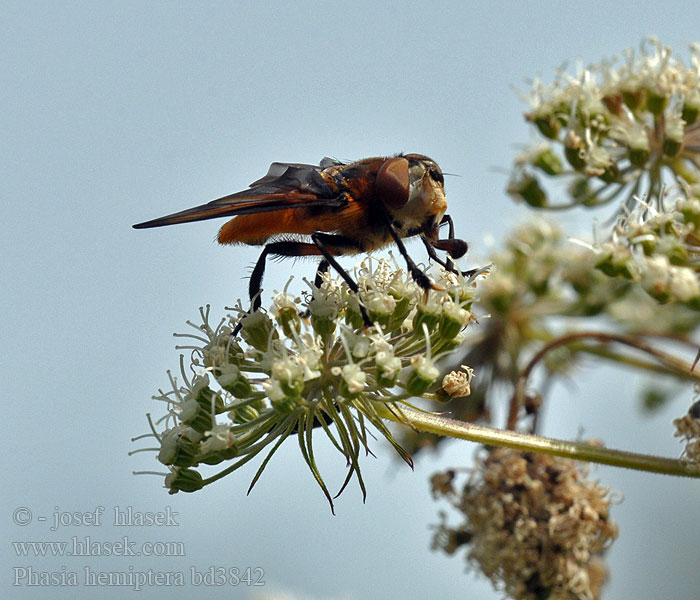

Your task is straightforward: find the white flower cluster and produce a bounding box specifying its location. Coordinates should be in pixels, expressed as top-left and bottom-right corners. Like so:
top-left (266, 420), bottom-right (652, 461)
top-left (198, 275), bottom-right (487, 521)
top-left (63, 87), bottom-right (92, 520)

top-left (595, 197), bottom-right (700, 310)
top-left (510, 37), bottom-right (700, 212)
top-left (136, 257), bottom-right (481, 505)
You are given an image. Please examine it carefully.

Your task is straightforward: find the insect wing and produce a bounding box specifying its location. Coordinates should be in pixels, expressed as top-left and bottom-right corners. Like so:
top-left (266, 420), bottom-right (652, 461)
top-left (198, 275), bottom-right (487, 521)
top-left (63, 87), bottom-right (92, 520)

top-left (133, 162), bottom-right (345, 229)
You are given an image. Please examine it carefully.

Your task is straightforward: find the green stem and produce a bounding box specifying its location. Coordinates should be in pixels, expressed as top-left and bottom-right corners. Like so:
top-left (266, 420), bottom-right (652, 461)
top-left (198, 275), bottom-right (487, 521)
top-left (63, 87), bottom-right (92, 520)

top-left (381, 405), bottom-right (699, 478)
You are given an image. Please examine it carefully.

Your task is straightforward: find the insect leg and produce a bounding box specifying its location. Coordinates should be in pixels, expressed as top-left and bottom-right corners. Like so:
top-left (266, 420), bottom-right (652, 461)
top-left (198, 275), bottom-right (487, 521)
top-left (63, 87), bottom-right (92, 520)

top-left (435, 215), bottom-right (468, 259)
top-left (421, 235), bottom-right (458, 273)
top-left (310, 233), bottom-right (371, 327)
top-left (234, 237), bottom-right (370, 336)
top-left (423, 214), bottom-right (477, 277)
top-left (377, 208), bottom-right (433, 292)
top-left (247, 245), bottom-right (272, 314)
top-left (422, 234), bottom-right (475, 277)
top-left (442, 214), bottom-right (456, 239)
top-left (234, 240), bottom-right (328, 336)
top-left (439, 215), bottom-right (457, 273)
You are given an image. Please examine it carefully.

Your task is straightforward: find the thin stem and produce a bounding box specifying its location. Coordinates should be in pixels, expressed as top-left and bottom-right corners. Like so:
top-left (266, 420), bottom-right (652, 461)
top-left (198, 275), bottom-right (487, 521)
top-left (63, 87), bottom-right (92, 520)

top-left (571, 343), bottom-right (697, 379)
top-left (508, 331), bottom-right (700, 429)
top-left (379, 405), bottom-right (699, 478)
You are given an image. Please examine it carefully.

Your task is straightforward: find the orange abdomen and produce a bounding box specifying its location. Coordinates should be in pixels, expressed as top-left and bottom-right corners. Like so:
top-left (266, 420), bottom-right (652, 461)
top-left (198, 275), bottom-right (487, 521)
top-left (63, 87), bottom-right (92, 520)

top-left (217, 200), bottom-right (373, 247)
top-left (217, 210), bottom-right (313, 245)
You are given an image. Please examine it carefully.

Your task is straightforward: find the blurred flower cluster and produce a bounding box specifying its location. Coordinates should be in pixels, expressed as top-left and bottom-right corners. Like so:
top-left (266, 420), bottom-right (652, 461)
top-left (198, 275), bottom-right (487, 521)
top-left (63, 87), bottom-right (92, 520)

top-left (432, 448), bottom-right (618, 600)
top-left (402, 215), bottom-right (700, 453)
top-left (509, 37), bottom-right (700, 213)
top-left (135, 258), bottom-right (479, 510)
top-left (597, 196), bottom-right (700, 309)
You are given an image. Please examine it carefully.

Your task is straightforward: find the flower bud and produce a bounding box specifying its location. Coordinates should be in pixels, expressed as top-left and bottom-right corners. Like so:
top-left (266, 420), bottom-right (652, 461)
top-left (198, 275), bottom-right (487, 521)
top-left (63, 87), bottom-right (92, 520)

top-left (271, 358), bottom-right (305, 399)
top-left (594, 244), bottom-right (637, 279)
top-left (439, 331), bottom-right (466, 352)
top-left (200, 424), bottom-right (237, 456)
top-left (641, 255), bottom-right (671, 303)
top-left (510, 174), bottom-right (547, 207)
top-left (682, 90), bottom-right (700, 125)
top-left (628, 146), bottom-right (650, 168)
top-left (388, 295), bottom-right (412, 330)
top-left (569, 177), bottom-right (593, 204)
top-left (599, 159), bottom-right (620, 183)
top-left (403, 355), bottom-right (440, 395)
top-left (657, 236), bottom-right (689, 266)
top-left (365, 291), bottom-right (396, 327)
top-left (480, 271), bottom-right (517, 314)
top-left (309, 293), bottom-right (340, 339)
top-left (529, 113), bottom-right (561, 139)
top-left (669, 266), bottom-right (700, 308)
top-left (663, 114), bottom-right (685, 158)
top-left (375, 350), bottom-right (402, 386)
top-left (179, 397), bottom-right (212, 433)
top-left (564, 131), bottom-right (587, 171)
top-left (165, 468), bottom-right (204, 494)
top-left (276, 305), bottom-right (301, 337)
top-left (202, 335), bottom-right (244, 369)
top-left (349, 334), bottom-right (370, 359)
top-left (179, 378), bottom-right (224, 433)
top-left (413, 301), bottom-right (441, 335)
top-left (240, 312), bottom-right (275, 351)
top-left (338, 363), bottom-right (367, 398)
top-left (603, 93), bottom-right (624, 115)
top-left (439, 301), bottom-right (470, 340)
top-left (228, 400), bottom-right (262, 424)
top-left (645, 87), bottom-right (668, 115)
top-left (311, 313), bottom-right (337, 339)
top-left (158, 429), bottom-right (200, 467)
top-left (532, 146), bottom-right (564, 175)
top-left (679, 198), bottom-right (700, 230)
top-left (214, 364), bottom-right (253, 398)
top-left (194, 381), bottom-right (225, 413)
top-left (263, 379), bottom-right (299, 413)
top-left (621, 86), bottom-right (644, 111)
top-left (344, 296), bottom-right (367, 329)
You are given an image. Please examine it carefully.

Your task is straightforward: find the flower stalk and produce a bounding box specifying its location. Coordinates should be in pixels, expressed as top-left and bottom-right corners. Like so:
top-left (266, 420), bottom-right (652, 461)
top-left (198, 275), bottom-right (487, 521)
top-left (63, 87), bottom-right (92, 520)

top-left (381, 405), bottom-right (700, 478)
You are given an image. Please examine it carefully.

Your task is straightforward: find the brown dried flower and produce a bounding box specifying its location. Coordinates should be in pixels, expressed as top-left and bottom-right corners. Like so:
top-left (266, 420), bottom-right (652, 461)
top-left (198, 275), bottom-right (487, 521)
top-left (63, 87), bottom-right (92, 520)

top-left (432, 448), bottom-right (618, 600)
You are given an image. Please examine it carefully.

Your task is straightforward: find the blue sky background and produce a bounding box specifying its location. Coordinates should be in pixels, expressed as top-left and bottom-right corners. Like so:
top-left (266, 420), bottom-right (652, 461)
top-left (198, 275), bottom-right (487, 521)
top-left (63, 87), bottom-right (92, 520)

top-left (2, 2), bottom-right (699, 598)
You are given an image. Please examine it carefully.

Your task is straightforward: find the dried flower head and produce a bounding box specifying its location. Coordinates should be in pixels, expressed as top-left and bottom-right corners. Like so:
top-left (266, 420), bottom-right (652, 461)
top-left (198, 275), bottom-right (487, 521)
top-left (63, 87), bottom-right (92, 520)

top-left (133, 256), bottom-right (481, 511)
top-left (438, 365), bottom-right (474, 400)
top-left (432, 448), bottom-right (618, 600)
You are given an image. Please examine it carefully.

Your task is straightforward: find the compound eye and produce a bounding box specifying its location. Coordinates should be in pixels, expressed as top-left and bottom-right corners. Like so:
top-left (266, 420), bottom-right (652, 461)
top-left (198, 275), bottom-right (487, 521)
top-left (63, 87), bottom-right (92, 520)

top-left (376, 157), bottom-right (410, 209)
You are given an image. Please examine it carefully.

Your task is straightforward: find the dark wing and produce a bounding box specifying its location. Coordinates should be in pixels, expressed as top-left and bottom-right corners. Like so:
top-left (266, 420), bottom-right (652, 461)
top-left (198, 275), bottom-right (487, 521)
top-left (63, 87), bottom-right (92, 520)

top-left (133, 162), bottom-right (345, 229)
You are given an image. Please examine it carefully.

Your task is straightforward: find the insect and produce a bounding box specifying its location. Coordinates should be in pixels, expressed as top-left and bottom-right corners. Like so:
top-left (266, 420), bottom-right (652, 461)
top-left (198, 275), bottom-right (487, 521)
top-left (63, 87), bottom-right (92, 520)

top-left (133, 154), bottom-right (469, 331)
